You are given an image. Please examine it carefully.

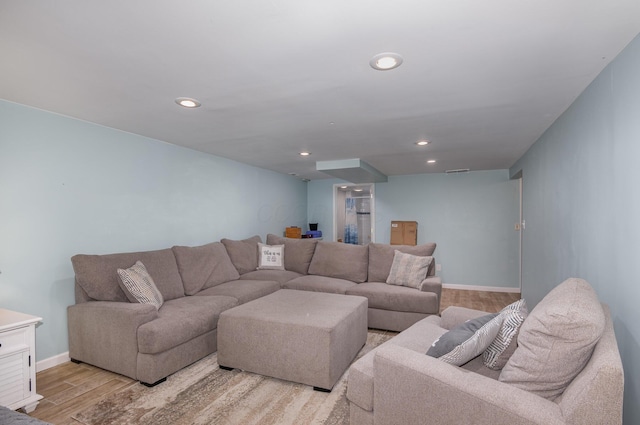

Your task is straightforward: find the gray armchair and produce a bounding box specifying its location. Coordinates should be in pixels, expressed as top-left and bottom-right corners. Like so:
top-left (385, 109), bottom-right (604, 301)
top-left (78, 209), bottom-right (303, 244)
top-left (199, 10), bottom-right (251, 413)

top-left (348, 300), bottom-right (624, 425)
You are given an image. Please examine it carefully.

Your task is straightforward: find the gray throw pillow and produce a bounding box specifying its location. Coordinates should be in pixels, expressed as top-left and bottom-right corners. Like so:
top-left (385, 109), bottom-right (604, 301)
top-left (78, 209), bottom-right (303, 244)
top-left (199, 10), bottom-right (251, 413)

top-left (116, 261), bottom-right (164, 309)
top-left (386, 250), bottom-right (433, 289)
top-left (367, 242), bottom-right (437, 282)
top-left (427, 313), bottom-right (503, 366)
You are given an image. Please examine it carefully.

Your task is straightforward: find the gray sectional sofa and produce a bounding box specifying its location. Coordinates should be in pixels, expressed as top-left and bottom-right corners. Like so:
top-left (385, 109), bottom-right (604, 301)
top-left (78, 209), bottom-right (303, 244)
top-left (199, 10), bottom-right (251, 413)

top-left (68, 234), bottom-right (440, 385)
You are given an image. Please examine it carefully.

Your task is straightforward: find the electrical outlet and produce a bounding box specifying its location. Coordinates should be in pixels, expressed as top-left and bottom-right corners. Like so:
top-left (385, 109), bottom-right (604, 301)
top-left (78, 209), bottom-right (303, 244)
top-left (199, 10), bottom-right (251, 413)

top-left (436, 263), bottom-right (442, 272)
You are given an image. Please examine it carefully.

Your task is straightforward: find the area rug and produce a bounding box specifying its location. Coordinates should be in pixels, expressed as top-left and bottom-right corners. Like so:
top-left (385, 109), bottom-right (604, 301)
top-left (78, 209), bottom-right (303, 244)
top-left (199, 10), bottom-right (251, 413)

top-left (72, 330), bottom-right (393, 425)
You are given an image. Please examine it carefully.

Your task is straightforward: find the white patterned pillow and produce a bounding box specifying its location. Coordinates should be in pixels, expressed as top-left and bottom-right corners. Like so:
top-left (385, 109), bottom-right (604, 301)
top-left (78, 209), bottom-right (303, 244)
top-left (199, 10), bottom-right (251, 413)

top-left (483, 299), bottom-right (528, 370)
top-left (386, 250), bottom-right (433, 289)
top-left (427, 313), bottom-right (504, 366)
top-left (257, 243), bottom-right (285, 270)
top-left (117, 261), bottom-right (164, 309)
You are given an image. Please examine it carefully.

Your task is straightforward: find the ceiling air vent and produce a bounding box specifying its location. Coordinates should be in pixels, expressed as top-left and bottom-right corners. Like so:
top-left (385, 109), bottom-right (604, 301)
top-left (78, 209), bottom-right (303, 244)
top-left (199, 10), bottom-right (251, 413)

top-left (445, 168), bottom-right (470, 174)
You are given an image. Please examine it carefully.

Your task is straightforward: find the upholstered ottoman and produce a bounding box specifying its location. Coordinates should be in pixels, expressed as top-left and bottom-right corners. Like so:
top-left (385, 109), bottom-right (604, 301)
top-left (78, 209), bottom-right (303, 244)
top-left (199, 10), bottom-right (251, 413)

top-left (217, 289), bottom-right (368, 391)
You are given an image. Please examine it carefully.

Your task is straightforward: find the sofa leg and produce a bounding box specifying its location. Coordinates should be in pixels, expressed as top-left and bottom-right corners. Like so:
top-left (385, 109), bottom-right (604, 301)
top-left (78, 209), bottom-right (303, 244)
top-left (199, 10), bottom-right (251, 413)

top-left (313, 386), bottom-right (331, 393)
top-left (141, 377), bottom-right (166, 387)
top-left (70, 358), bottom-right (82, 364)
top-left (219, 365), bottom-right (234, 371)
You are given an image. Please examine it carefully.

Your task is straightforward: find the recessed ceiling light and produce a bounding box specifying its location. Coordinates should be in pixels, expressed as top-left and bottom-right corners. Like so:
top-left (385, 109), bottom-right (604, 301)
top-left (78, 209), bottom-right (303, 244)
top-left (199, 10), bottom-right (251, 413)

top-left (370, 52), bottom-right (403, 71)
top-left (354, 188), bottom-right (364, 192)
top-left (340, 185), bottom-right (348, 189)
top-left (288, 172), bottom-right (298, 176)
top-left (427, 159), bottom-right (436, 164)
top-left (416, 140), bottom-right (430, 146)
top-left (299, 152), bottom-right (311, 156)
top-left (175, 97), bottom-right (201, 108)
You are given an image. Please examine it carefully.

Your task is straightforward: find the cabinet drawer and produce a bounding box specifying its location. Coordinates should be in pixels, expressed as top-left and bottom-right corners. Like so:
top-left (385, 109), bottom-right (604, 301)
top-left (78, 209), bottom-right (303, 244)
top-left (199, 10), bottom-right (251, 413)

top-left (0, 327), bottom-right (29, 355)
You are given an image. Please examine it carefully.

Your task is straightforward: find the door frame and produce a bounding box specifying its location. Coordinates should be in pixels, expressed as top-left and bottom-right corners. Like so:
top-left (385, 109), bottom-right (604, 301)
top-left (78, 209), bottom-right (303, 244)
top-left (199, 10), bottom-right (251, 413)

top-left (333, 183), bottom-right (376, 244)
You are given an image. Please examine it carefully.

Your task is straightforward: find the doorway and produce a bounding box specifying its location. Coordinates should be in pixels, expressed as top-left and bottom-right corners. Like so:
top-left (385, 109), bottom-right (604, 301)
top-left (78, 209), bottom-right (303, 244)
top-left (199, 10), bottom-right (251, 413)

top-left (333, 184), bottom-right (375, 245)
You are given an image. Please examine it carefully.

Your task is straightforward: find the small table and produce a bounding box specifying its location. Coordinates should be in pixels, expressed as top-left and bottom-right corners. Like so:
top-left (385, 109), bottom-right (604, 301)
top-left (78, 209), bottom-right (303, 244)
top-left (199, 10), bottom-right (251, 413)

top-left (0, 309), bottom-right (43, 413)
top-left (217, 289), bottom-right (368, 391)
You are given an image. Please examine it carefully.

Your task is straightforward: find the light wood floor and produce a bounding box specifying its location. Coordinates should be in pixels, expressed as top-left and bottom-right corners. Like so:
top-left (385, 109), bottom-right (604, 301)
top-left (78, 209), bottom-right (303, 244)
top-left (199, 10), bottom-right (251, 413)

top-left (440, 287), bottom-right (521, 313)
top-left (28, 288), bottom-right (520, 424)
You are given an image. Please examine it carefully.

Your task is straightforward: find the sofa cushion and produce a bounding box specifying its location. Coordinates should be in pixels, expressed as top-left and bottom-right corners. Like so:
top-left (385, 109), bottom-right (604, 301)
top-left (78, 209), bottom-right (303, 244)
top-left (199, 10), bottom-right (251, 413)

top-left (282, 275), bottom-right (358, 294)
top-left (266, 234), bottom-right (318, 274)
top-left (284, 275), bottom-right (357, 294)
top-left (386, 251), bottom-right (433, 289)
top-left (196, 279), bottom-right (281, 304)
top-left (499, 278), bottom-right (605, 400)
top-left (345, 282), bottom-right (439, 314)
top-left (239, 269), bottom-right (302, 284)
top-left (459, 355), bottom-right (502, 380)
top-left (257, 243), bottom-right (285, 270)
top-left (172, 242), bottom-right (240, 295)
top-left (427, 313), bottom-right (503, 366)
top-left (137, 295), bottom-right (238, 354)
top-left (483, 299), bottom-right (528, 370)
top-left (116, 261), bottom-right (164, 309)
top-left (221, 235), bottom-right (262, 275)
top-left (71, 248), bottom-right (185, 302)
top-left (367, 242), bottom-right (437, 282)
top-left (307, 241), bottom-right (368, 283)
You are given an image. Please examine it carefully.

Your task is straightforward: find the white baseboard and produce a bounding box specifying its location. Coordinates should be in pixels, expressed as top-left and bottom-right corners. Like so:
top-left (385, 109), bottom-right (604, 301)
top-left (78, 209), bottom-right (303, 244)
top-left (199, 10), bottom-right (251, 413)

top-left (442, 283), bottom-right (521, 293)
top-left (37, 351), bottom-right (70, 372)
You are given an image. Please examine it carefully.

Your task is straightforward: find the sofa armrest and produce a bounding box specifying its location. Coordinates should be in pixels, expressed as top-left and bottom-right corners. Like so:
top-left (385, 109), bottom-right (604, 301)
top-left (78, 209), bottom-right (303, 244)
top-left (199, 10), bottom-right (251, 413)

top-left (439, 305), bottom-right (490, 330)
top-left (373, 345), bottom-right (564, 425)
top-left (419, 275), bottom-right (441, 298)
top-left (68, 301), bottom-right (158, 380)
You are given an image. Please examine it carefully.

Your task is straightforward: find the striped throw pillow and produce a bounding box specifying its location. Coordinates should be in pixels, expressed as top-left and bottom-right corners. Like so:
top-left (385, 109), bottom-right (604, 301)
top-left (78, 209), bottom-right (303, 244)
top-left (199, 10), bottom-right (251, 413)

top-left (386, 250), bottom-right (433, 289)
top-left (117, 261), bottom-right (164, 309)
top-left (483, 299), bottom-right (528, 369)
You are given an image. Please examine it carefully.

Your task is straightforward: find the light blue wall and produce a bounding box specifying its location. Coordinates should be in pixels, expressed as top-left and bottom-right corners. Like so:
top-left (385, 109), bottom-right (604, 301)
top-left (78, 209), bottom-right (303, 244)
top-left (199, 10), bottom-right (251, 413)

top-left (0, 100), bottom-right (307, 362)
top-left (308, 170), bottom-right (520, 288)
top-left (510, 35), bottom-right (640, 425)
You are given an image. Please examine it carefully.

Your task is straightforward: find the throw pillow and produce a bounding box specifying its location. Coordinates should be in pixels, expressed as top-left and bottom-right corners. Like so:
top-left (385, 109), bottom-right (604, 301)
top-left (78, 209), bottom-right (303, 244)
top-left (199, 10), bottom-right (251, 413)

top-left (367, 242), bottom-right (437, 282)
top-left (499, 278), bottom-right (605, 400)
top-left (116, 261), bottom-right (164, 309)
top-left (483, 299), bottom-right (528, 370)
top-left (386, 250), bottom-right (433, 289)
top-left (427, 313), bottom-right (503, 366)
top-left (257, 243), bottom-right (285, 270)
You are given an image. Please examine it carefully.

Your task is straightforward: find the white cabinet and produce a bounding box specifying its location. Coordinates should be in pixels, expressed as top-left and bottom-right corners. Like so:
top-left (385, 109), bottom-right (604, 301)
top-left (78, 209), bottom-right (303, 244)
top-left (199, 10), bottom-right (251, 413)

top-left (0, 309), bottom-right (42, 413)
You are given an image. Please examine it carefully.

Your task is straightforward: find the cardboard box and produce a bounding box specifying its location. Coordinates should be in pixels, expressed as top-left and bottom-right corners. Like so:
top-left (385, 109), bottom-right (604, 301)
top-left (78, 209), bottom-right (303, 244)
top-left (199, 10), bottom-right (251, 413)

top-left (285, 227), bottom-right (302, 238)
top-left (390, 221), bottom-right (417, 245)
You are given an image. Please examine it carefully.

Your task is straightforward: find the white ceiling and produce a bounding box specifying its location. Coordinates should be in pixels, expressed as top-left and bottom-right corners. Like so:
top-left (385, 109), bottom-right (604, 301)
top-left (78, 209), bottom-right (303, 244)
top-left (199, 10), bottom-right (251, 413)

top-left (2, 1), bottom-right (639, 180)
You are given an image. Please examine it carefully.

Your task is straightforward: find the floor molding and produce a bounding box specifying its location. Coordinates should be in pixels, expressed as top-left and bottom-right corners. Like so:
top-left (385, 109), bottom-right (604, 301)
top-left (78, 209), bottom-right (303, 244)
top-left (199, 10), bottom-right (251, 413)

top-left (37, 351), bottom-right (70, 372)
top-left (442, 283), bottom-right (520, 293)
